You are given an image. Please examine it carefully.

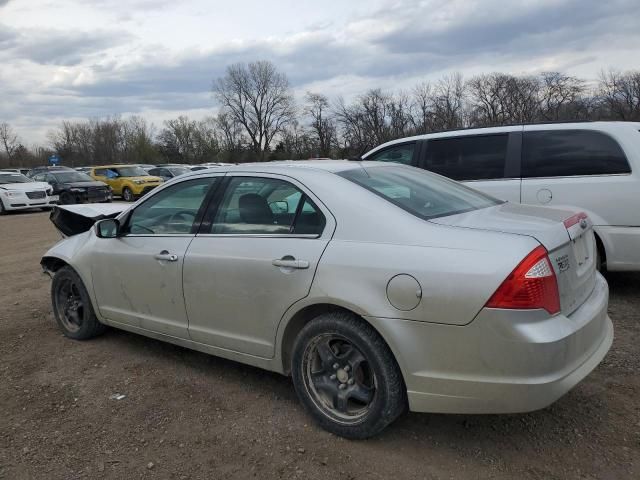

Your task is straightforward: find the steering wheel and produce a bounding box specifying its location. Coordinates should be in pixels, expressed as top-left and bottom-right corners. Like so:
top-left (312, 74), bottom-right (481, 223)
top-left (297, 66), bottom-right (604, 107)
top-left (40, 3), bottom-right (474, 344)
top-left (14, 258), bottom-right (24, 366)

top-left (167, 210), bottom-right (197, 230)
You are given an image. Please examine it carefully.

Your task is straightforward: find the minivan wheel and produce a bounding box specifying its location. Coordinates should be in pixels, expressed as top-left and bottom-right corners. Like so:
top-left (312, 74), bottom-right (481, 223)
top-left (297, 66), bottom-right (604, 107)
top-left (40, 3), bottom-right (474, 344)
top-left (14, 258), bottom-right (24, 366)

top-left (52, 266), bottom-right (106, 340)
top-left (122, 187), bottom-right (134, 202)
top-left (291, 312), bottom-right (407, 439)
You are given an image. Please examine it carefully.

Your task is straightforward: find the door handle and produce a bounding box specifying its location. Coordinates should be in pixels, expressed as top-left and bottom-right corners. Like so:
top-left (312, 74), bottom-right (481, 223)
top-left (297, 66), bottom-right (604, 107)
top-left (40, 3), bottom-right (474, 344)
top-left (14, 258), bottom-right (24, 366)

top-left (154, 251), bottom-right (178, 262)
top-left (272, 258), bottom-right (310, 269)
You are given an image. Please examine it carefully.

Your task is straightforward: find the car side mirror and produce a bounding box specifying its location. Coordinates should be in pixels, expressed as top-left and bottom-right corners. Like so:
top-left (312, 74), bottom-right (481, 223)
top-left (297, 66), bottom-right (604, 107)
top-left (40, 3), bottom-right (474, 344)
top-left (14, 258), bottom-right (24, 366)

top-left (95, 218), bottom-right (120, 238)
top-left (269, 200), bottom-right (288, 214)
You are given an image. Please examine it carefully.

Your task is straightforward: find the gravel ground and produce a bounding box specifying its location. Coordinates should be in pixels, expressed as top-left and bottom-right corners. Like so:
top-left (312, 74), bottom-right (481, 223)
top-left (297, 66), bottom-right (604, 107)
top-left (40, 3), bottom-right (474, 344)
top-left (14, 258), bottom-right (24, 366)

top-left (0, 210), bottom-right (638, 479)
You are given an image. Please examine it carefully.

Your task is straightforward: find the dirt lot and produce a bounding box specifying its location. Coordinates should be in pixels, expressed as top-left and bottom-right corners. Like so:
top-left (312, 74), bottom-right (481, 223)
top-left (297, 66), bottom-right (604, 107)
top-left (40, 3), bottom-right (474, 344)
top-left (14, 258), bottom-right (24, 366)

top-left (0, 211), bottom-right (638, 480)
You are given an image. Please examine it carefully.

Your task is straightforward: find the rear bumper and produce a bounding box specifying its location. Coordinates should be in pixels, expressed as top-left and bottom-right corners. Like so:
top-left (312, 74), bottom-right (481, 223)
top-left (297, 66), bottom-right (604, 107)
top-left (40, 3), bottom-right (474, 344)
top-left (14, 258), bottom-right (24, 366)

top-left (595, 225), bottom-right (640, 271)
top-left (367, 273), bottom-right (612, 414)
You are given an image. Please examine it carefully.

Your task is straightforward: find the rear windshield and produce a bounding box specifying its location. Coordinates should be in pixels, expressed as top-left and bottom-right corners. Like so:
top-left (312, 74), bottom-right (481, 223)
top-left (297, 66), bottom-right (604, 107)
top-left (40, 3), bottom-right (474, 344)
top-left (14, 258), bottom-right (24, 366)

top-left (339, 165), bottom-right (501, 220)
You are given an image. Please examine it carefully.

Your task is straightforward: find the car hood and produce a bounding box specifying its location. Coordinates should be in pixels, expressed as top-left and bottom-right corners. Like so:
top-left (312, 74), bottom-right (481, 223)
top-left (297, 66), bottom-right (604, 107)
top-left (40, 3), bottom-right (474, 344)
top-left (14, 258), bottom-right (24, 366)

top-left (58, 181), bottom-right (108, 188)
top-left (429, 202), bottom-right (576, 252)
top-left (0, 181), bottom-right (50, 191)
top-left (49, 204), bottom-right (128, 237)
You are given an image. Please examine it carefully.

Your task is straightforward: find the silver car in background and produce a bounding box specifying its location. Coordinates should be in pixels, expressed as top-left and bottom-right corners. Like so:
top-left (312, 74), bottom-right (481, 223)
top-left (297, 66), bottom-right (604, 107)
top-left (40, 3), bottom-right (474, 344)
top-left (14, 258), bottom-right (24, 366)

top-left (41, 161), bottom-right (613, 438)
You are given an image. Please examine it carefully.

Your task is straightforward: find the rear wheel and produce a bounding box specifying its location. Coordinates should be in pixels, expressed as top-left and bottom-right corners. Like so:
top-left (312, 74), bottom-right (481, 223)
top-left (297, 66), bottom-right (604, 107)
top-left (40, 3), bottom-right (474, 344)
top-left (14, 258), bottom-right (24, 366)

top-left (52, 266), bottom-right (106, 340)
top-left (291, 311), bottom-right (407, 439)
top-left (122, 187), bottom-right (134, 202)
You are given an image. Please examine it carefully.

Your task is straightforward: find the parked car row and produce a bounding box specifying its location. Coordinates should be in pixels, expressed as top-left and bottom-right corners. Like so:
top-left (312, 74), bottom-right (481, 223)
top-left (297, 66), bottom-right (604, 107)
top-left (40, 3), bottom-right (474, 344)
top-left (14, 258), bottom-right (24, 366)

top-left (1, 162), bottom-right (233, 211)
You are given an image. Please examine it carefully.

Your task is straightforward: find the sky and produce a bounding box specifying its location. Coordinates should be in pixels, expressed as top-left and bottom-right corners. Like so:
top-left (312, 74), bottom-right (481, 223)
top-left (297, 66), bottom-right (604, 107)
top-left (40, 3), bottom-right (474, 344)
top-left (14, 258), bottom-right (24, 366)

top-left (1, 0), bottom-right (639, 145)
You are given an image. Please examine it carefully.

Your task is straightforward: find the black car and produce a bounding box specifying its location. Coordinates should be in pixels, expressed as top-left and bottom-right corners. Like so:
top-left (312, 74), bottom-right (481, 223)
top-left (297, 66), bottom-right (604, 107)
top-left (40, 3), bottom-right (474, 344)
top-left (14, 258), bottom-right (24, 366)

top-left (32, 170), bottom-right (112, 205)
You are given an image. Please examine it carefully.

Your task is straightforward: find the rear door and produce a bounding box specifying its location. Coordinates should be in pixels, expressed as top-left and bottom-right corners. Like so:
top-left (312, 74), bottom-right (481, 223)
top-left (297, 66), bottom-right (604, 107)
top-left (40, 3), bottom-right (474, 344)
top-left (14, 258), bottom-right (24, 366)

top-left (183, 173), bottom-right (335, 358)
top-left (420, 131), bottom-right (522, 203)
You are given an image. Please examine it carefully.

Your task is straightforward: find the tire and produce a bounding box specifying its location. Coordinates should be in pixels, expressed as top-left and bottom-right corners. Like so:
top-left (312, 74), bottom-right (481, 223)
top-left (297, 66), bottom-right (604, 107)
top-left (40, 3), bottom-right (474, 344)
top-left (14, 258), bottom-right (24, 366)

top-left (0, 198), bottom-right (6, 215)
top-left (51, 266), bottom-right (107, 340)
top-left (59, 192), bottom-right (75, 205)
top-left (291, 311), bottom-right (407, 439)
top-left (122, 187), bottom-right (134, 202)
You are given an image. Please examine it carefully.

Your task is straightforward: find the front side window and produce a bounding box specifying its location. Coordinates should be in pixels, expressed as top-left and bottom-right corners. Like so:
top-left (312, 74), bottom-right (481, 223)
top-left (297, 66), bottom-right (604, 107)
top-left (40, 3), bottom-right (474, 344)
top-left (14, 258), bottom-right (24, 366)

top-left (126, 178), bottom-right (216, 235)
top-left (367, 143), bottom-right (415, 165)
top-left (522, 130), bottom-right (630, 178)
top-left (94, 169), bottom-right (106, 176)
top-left (211, 177), bottom-right (325, 235)
top-left (423, 134), bottom-right (509, 181)
top-left (339, 165), bottom-right (501, 220)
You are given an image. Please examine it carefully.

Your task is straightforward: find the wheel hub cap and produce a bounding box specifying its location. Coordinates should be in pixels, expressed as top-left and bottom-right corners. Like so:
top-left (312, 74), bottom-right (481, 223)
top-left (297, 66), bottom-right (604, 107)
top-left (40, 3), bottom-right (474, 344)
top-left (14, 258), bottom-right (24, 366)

top-left (336, 368), bottom-right (349, 383)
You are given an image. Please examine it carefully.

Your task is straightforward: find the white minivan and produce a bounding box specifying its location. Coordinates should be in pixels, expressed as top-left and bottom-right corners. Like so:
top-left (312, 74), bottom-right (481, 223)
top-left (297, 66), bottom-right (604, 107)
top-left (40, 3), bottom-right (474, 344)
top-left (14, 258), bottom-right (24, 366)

top-left (363, 121), bottom-right (640, 271)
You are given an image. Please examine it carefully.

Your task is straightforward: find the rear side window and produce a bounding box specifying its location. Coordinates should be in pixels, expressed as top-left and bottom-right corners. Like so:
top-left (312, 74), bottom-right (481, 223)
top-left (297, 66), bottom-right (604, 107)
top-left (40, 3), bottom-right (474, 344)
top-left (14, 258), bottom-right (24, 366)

top-left (522, 130), bottom-right (630, 178)
top-left (367, 143), bottom-right (415, 165)
top-left (339, 165), bottom-right (501, 220)
top-left (423, 134), bottom-right (509, 181)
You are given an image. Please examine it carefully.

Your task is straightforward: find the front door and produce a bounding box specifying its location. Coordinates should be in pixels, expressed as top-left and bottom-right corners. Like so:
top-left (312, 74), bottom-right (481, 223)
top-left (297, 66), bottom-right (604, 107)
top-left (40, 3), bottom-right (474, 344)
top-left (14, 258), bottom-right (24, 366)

top-left (183, 174), bottom-right (333, 357)
top-left (91, 177), bottom-right (220, 338)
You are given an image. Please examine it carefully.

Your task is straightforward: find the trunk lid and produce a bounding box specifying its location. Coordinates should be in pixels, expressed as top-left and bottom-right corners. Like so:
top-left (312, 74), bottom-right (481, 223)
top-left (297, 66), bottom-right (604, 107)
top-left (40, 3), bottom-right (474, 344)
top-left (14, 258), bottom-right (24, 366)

top-left (431, 203), bottom-right (597, 316)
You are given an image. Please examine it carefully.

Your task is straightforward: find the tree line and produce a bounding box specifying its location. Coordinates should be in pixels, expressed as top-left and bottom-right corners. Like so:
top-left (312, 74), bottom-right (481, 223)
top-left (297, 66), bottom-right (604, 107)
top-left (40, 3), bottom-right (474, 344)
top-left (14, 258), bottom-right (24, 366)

top-left (1, 62), bottom-right (639, 168)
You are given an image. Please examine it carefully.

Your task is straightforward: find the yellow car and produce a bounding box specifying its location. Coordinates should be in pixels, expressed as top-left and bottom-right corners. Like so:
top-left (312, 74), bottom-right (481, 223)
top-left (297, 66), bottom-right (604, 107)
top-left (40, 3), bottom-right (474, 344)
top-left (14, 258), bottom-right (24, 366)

top-left (90, 165), bottom-right (162, 202)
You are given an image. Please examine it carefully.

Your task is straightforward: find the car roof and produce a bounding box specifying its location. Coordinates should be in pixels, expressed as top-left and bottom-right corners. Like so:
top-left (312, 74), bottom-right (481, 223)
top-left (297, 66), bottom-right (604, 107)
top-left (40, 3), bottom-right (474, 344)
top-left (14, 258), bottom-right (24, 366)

top-left (363, 120), bottom-right (640, 157)
top-left (179, 160), bottom-right (387, 179)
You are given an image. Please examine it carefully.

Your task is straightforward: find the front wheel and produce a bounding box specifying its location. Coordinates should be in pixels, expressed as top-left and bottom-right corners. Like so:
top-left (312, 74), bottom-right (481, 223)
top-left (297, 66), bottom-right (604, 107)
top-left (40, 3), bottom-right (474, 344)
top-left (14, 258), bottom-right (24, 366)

top-left (291, 312), bottom-right (407, 439)
top-left (122, 187), bottom-right (135, 202)
top-left (52, 266), bottom-right (106, 340)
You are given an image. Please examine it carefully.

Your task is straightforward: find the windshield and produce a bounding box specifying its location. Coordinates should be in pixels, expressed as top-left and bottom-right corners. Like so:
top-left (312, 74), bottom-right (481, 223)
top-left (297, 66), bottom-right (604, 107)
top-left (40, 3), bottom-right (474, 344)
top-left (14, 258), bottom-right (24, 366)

top-left (0, 173), bottom-right (33, 184)
top-left (53, 172), bottom-right (94, 183)
top-left (112, 166), bottom-right (147, 177)
top-left (168, 167), bottom-right (190, 176)
top-left (339, 165), bottom-right (501, 220)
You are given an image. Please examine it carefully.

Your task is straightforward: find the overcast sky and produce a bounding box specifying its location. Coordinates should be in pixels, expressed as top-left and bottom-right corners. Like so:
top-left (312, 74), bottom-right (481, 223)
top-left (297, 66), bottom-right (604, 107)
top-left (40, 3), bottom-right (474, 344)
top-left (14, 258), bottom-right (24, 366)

top-left (1, 0), bottom-right (639, 144)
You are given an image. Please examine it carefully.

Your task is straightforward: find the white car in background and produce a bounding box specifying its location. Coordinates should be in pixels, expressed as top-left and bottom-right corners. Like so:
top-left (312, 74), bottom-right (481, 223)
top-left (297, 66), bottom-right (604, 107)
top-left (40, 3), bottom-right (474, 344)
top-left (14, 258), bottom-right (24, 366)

top-left (363, 121), bottom-right (640, 271)
top-left (0, 172), bottom-right (58, 213)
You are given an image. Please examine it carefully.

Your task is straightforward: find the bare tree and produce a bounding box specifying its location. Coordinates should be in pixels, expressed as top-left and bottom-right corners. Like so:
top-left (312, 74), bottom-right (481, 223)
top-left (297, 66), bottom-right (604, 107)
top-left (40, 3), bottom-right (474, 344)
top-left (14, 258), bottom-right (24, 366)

top-left (0, 122), bottom-right (19, 161)
top-left (598, 69), bottom-right (640, 121)
top-left (213, 60), bottom-right (294, 160)
top-left (304, 92), bottom-right (336, 157)
top-left (539, 72), bottom-right (586, 121)
top-left (215, 112), bottom-right (245, 160)
top-left (430, 73), bottom-right (466, 130)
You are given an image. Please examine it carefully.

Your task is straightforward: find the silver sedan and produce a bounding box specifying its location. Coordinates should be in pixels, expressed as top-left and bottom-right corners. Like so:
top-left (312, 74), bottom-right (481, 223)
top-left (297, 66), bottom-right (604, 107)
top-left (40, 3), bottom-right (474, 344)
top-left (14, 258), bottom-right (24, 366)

top-left (42, 161), bottom-right (613, 438)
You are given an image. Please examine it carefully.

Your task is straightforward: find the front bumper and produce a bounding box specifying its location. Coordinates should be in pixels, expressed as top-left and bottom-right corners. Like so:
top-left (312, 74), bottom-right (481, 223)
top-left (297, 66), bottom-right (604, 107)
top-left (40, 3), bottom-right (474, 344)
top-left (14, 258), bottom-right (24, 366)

top-left (367, 272), bottom-right (613, 414)
top-left (2, 194), bottom-right (58, 211)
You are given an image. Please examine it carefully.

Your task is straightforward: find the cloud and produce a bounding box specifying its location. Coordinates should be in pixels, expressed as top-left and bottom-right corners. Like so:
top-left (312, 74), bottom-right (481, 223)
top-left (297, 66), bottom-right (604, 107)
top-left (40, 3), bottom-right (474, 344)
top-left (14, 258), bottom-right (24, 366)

top-left (2, 0), bottom-right (640, 144)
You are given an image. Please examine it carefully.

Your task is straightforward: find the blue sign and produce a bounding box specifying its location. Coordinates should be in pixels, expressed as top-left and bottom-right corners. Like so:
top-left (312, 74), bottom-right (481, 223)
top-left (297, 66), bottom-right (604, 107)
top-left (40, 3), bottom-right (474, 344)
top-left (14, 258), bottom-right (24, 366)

top-left (48, 154), bottom-right (61, 165)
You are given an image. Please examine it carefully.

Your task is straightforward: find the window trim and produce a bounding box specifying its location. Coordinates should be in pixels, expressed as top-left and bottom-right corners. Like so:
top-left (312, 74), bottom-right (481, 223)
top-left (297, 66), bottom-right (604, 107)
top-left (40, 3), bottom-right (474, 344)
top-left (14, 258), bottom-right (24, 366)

top-left (197, 173), bottom-right (329, 239)
top-left (119, 176), bottom-right (223, 237)
top-left (420, 133), bottom-right (513, 182)
top-left (520, 129), bottom-right (632, 179)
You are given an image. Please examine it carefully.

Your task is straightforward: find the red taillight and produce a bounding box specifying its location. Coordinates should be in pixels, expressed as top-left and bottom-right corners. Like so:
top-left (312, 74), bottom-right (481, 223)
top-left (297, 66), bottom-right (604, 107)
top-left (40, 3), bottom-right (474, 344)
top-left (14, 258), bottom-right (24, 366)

top-left (486, 245), bottom-right (561, 315)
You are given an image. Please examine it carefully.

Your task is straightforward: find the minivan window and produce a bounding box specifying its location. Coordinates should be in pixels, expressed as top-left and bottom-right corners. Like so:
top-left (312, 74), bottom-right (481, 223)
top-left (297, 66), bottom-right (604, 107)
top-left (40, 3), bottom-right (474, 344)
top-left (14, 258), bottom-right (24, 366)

top-left (367, 143), bottom-right (415, 165)
top-left (339, 165), bottom-right (501, 220)
top-left (423, 134), bottom-right (509, 181)
top-left (522, 130), bottom-right (631, 178)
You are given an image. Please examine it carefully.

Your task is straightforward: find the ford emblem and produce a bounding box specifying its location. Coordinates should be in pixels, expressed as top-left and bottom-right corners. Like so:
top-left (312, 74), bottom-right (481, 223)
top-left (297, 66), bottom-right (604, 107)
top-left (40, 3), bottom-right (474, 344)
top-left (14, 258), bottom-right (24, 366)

top-left (579, 218), bottom-right (588, 229)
